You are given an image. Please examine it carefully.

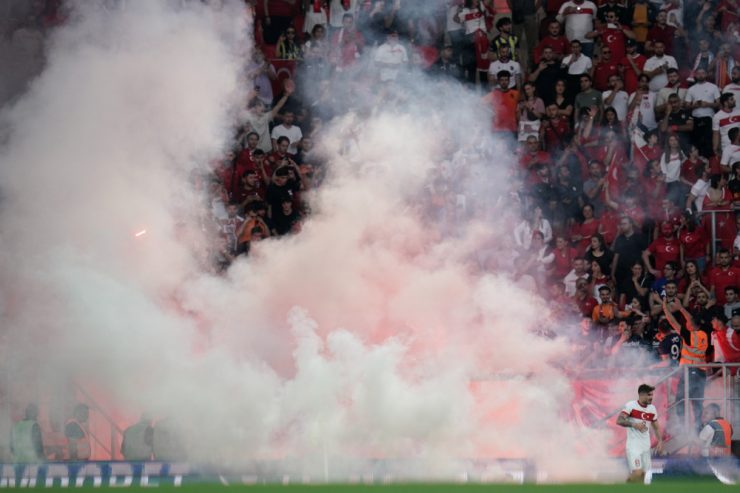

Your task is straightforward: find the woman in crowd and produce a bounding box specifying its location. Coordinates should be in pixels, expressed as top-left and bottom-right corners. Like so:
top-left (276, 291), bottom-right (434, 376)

top-left (277, 27), bottom-right (302, 60)
top-left (571, 203), bottom-right (600, 252)
top-left (586, 234), bottom-right (615, 276)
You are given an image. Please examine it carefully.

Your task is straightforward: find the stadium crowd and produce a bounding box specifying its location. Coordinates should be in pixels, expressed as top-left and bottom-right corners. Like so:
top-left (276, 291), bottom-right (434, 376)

top-left (212, 0), bottom-right (740, 374)
top-left (6, 0), bottom-right (740, 462)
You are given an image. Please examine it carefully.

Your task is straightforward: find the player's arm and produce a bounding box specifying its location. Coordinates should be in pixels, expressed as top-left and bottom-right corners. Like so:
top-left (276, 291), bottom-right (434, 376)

top-left (651, 419), bottom-right (663, 454)
top-left (617, 411), bottom-right (647, 431)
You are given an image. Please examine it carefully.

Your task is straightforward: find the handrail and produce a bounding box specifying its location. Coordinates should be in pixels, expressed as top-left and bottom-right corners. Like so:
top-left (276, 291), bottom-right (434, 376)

top-left (74, 384), bottom-right (124, 435)
top-left (594, 363), bottom-right (740, 427)
top-left (74, 383), bottom-right (125, 460)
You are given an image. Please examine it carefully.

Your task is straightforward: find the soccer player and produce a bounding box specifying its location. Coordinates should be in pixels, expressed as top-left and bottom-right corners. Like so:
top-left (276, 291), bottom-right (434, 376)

top-left (616, 383), bottom-right (663, 483)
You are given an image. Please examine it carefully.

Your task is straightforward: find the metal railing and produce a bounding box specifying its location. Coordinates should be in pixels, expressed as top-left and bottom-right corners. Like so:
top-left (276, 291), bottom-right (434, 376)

top-left (694, 209), bottom-right (736, 262)
top-left (74, 384), bottom-right (125, 461)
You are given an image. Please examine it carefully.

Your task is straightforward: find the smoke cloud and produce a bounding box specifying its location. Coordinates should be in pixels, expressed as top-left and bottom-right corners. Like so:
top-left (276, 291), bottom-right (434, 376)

top-left (0, 0), bottom-right (623, 482)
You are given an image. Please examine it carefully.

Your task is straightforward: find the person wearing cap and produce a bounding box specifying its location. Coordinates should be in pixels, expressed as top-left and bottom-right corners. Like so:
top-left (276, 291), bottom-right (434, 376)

top-left (373, 29), bottom-right (408, 83)
top-left (430, 42), bottom-right (462, 81)
top-left (618, 38), bottom-right (646, 95)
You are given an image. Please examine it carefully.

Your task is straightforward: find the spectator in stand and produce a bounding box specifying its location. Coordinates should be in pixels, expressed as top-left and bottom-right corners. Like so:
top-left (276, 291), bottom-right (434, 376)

top-left (628, 75), bottom-right (658, 133)
top-left (237, 201), bottom-right (270, 253)
top-left (219, 202), bottom-right (244, 255)
top-left (277, 27), bottom-right (302, 60)
top-left (430, 42), bottom-right (463, 81)
top-left (679, 213), bottom-right (710, 272)
top-left (702, 173), bottom-right (735, 250)
top-left (575, 74), bottom-right (602, 121)
top-left (247, 49), bottom-right (277, 108)
top-left (688, 37), bottom-right (714, 83)
top-left (518, 81), bottom-right (545, 127)
top-left (643, 221), bottom-right (681, 277)
top-left (618, 38), bottom-right (646, 95)
top-left (660, 133), bottom-right (688, 205)
top-left (330, 13), bottom-right (364, 71)
top-left (271, 110), bottom-right (303, 155)
top-left (553, 234), bottom-right (579, 278)
top-left (713, 93), bottom-right (740, 156)
top-left (602, 74), bottom-right (629, 123)
top-left (571, 202), bottom-right (600, 252)
top-left (482, 70), bottom-right (519, 138)
top-left (565, 256), bottom-right (590, 296)
top-left (519, 134), bottom-right (550, 182)
top-left (679, 258), bottom-right (709, 297)
top-left (643, 41), bottom-right (678, 93)
top-left (710, 248), bottom-right (740, 305)
top-left (272, 197), bottom-right (301, 236)
top-left (551, 79), bottom-right (575, 119)
top-left (592, 285), bottom-right (626, 333)
top-left (591, 46), bottom-right (619, 92)
top-left (619, 261), bottom-right (651, 310)
top-left (724, 286), bottom-right (740, 319)
top-left (588, 9), bottom-right (634, 64)
top-left (541, 102), bottom-right (572, 153)
top-left (514, 205), bottom-right (553, 251)
top-left (121, 414), bottom-right (153, 462)
top-left (601, 107), bottom-right (624, 138)
top-left (655, 68), bottom-right (686, 118)
top-left (488, 44), bottom-right (521, 89)
top-left (246, 83), bottom-right (293, 153)
top-left (646, 10), bottom-right (683, 57)
top-left (491, 17), bottom-right (520, 62)
top-left (557, 0), bottom-right (597, 57)
top-left (329, 0), bottom-right (360, 34)
top-left (374, 29), bottom-right (409, 83)
top-left (585, 233), bottom-right (614, 275)
top-left (455, 0), bottom-right (493, 84)
top-left (65, 404), bottom-right (90, 461)
top-left (597, 0), bottom-right (629, 26)
top-left (722, 66), bottom-right (740, 101)
top-left (613, 216), bottom-right (648, 285)
top-left (534, 20), bottom-right (569, 64)
top-left (561, 40), bottom-right (593, 99)
top-left (659, 93), bottom-right (693, 153)
top-left (721, 127), bottom-right (740, 171)
top-left (687, 160), bottom-right (712, 213)
top-left (303, 0), bottom-right (329, 37)
top-left (574, 277), bottom-right (599, 317)
top-left (729, 162), bottom-right (740, 201)
top-left (685, 68), bottom-right (721, 158)
top-left (529, 46), bottom-right (562, 103)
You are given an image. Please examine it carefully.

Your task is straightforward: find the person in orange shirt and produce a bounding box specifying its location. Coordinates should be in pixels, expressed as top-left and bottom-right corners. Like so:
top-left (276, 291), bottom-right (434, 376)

top-left (482, 70), bottom-right (520, 140)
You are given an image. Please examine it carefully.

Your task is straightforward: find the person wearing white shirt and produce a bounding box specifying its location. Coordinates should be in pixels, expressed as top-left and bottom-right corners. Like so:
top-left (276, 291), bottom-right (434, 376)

top-left (659, 134), bottom-right (686, 205)
top-left (642, 42), bottom-right (678, 93)
top-left (685, 68), bottom-right (720, 157)
top-left (721, 127), bottom-right (740, 169)
top-left (373, 31), bottom-right (408, 82)
top-left (655, 68), bottom-right (686, 117)
top-left (557, 0), bottom-right (597, 56)
top-left (712, 93), bottom-right (740, 155)
top-left (270, 110), bottom-right (303, 155)
top-left (488, 45), bottom-right (521, 89)
top-left (686, 163), bottom-right (711, 213)
top-left (603, 74), bottom-right (629, 122)
top-left (628, 75), bottom-right (657, 130)
top-left (329, 0), bottom-right (359, 30)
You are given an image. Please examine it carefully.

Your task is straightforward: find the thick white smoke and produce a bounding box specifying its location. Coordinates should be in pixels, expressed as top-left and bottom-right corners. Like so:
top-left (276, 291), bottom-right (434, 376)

top-left (0, 0), bottom-right (622, 481)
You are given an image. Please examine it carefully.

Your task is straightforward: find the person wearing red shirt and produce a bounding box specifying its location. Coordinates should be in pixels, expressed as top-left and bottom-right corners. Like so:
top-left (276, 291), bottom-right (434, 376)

top-left (592, 47), bottom-right (620, 91)
top-left (483, 70), bottom-right (520, 135)
top-left (643, 221), bottom-right (681, 277)
top-left (571, 203), bottom-right (600, 252)
top-left (646, 11), bottom-right (678, 56)
top-left (710, 249), bottom-right (740, 305)
top-left (519, 135), bottom-right (551, 181)
top-left (574, 277), bottom-right (599, 317)
top-left (553, 235), bottom-right (579, 277)
top-left (634, 129), bottom-right (662, 176)
top-left (541, 103), bottom-right (572, 153)
top-left (534, 20), bottom-right (570, 64)
top-left (587, 10), bottom-right (634, 63)
top-left (679, 214), bottom-right (709, 270)
top-left (618, 39), bottom-right (646, 94)
top-left (330, 13), bottom-right (364, 70)
top-left (712, 313), bottom-right (740, 373)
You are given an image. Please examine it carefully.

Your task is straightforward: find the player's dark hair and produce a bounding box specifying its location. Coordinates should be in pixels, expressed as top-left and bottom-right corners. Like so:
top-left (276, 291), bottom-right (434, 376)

top-left (721, 93), bottom-right (734, 105)
top-left (638, 384), bottom-right (655, 395)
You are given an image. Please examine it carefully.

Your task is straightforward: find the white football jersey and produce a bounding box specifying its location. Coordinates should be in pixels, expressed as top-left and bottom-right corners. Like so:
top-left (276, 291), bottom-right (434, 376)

top-left (621, 400), bottom-right (657, 452)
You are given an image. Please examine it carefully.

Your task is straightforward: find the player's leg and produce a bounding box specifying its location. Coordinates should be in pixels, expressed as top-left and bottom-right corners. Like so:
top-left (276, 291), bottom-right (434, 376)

top-left (625, 449), bottom-right (646, 483)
